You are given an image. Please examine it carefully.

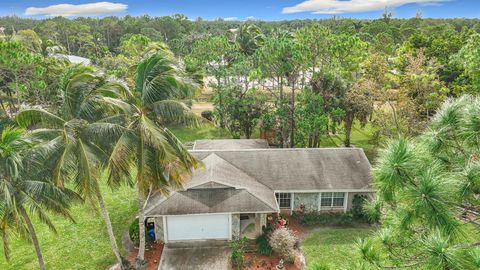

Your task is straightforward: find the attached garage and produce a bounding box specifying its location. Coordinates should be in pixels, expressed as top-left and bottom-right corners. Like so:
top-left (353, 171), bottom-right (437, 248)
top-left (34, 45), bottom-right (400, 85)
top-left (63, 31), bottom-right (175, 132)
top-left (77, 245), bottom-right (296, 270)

top-left (165, 214), bottom-right (231, 241)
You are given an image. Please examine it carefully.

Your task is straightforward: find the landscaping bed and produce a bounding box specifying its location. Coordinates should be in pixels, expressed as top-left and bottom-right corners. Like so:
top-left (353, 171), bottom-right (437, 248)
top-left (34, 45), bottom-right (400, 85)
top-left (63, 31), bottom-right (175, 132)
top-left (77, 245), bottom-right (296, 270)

top-left (126, 242), bottom-right (164, 270)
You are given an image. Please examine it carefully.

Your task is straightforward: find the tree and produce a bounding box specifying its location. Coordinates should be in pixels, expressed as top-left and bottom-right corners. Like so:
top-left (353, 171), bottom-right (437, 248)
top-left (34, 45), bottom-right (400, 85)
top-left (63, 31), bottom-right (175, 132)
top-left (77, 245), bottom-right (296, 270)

top-left (16, 66), bottom-right (132, 269)
top-left (107, 50), bottom-right (201, 268)
top-left (0, 127), bottom-right (78, 270)
top-left (0, 40), bottom-right (46, 114)
top-left (216, 83), bottom-right (266, 139)
top-left (189, 35), bottom-right (235, 127)
top-left (452, 33), bottom-right (480, 93)
top-left (256, 32), bottom-right (305, 147)
top-left (294, 88), bottom-right (328, 148)
top-left (310, 70), bottom-right (347, 135)
top-left (360, 96), bottom-right (480, 269)
top-left (12, 29), bottom-right (43, 53)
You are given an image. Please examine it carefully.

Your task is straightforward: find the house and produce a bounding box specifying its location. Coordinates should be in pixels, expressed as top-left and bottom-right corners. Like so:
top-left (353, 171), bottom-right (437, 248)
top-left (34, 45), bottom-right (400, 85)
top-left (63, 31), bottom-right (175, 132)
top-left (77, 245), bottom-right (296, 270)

top-left (144, 139), bottom-right (373, 243)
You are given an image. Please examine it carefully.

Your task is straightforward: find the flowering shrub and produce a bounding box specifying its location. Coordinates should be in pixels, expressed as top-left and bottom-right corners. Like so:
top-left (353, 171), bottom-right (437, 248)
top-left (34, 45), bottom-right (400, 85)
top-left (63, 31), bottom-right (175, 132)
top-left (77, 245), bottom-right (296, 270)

top-left (268, 227), bottom-right (298, 263)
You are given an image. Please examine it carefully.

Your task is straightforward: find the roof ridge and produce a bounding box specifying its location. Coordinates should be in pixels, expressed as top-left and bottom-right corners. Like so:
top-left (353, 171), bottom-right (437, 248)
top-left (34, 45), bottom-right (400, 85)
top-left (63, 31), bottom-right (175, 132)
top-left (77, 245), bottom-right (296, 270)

top-left (190, 147), bottom-right (365, 153)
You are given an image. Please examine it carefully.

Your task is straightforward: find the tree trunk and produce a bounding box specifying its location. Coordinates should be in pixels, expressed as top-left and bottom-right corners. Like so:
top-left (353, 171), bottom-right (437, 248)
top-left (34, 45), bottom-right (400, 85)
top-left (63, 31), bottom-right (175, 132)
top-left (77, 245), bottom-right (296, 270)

top-left (290, 83), bottom-right (295, 148)
top-left (21, 210), bottom-right (46, 270)
top-left (135, 186), bottom-right (147, 269)
top-left (345, 112), bottom-right (354, 147)
top-left (94, 181), bottom-right (129, 269)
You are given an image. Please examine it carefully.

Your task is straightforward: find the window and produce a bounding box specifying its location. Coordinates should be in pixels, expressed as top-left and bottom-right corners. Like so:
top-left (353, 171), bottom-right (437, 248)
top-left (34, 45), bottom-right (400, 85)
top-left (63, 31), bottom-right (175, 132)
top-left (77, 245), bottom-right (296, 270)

top-left (321, 192), bottom-right (333, 207)
top-left (321, 192), bottom-right (345, 207)
top-left (275, 193), bottom-right (292, 208)
top-left (332, 192), bottom-right (345, 207)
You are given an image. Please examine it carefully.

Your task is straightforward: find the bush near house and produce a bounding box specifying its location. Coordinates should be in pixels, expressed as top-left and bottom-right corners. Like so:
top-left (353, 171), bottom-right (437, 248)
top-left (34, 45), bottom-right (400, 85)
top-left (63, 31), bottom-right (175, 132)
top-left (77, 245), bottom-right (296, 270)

top-left (268, 227), bottom-right (298, 263)
top-left (294, 211), bottom-right (355, 226)
top-left (201, 110), bottom-right (214, 121)
top-left (230, 237), bottom-right (248, 270)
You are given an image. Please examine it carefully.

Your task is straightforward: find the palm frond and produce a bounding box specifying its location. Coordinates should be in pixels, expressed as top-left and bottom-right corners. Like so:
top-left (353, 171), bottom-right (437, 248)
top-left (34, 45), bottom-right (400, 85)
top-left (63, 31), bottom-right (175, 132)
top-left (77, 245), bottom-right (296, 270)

top-left (16, 109), bottom-right (65, 129)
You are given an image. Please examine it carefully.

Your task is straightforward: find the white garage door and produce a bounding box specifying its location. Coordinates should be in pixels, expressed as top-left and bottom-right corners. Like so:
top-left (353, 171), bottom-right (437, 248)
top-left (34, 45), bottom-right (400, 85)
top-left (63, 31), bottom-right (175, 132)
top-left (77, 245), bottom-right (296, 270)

top-left (166, 214), bottom-right (230, 241)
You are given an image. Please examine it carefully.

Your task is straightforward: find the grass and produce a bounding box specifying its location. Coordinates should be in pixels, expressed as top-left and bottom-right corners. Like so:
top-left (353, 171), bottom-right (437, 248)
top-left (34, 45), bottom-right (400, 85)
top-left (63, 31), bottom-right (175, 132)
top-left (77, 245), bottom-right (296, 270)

top-left (0, 183), bottom-right (137, 270)
top-left (169, 124), bottom-right (232, 144)
top-left (320, 121), bottom-right (378, 162)
top-left (302, 226), bottom-right (374, 270)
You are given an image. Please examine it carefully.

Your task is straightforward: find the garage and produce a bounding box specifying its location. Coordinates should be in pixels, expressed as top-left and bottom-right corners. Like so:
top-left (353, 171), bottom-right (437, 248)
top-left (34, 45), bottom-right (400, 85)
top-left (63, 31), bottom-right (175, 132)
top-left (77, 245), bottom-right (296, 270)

top-left (166, 214), bottom-right (231, 241)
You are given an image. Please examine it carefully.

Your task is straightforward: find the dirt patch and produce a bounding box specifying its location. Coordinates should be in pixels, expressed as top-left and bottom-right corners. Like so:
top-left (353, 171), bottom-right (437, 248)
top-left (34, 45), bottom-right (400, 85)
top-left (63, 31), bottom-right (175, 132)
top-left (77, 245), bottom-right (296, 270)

top-left (241, 252), bottom-right (302, 270)
top-left (286, 215), bottom-right (305, 237)
top-left (127, 242), bottom-right (164, 270)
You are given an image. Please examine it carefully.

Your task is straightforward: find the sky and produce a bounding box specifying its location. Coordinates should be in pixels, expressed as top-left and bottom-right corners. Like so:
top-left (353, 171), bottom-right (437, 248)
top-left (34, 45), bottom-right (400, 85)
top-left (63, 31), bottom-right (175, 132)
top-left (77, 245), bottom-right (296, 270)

top-left (0, 0), bottom-right (479, 20)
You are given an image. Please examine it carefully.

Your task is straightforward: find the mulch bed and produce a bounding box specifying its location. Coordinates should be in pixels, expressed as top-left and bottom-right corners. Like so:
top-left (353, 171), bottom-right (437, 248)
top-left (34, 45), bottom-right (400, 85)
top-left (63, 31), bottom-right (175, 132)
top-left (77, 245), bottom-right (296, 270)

top-left (127, 242), bottom-right (164, 270)
top-left (235, 214), bottom-right (305, 270)
top-left (242, 253), bottom-right (303, 270)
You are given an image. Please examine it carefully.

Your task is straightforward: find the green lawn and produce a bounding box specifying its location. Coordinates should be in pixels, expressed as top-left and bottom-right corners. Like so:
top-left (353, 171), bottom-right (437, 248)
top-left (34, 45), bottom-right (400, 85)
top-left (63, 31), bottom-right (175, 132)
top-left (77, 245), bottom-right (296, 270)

top-left (320, 122), bottom-right (378, 162)
top-left (0, 183), bottom-right (137, 270)
top-left (302, 227), bottom-right (374, 270)
top-left (169, 124), bottom-right (232, 144)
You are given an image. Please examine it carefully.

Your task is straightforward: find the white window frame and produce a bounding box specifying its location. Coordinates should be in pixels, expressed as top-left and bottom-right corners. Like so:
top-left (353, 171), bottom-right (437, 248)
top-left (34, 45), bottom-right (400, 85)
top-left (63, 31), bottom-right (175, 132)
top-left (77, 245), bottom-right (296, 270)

top-left (320, 192), bottom-right (346, 208)
top-left (275, 192), bottom-right (292, 209)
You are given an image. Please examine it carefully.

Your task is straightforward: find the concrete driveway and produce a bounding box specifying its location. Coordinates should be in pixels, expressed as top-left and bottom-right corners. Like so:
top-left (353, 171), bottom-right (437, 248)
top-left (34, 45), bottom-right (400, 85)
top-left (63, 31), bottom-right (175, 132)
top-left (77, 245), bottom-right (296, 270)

top-left (158, 241), bottom-right (231, 270)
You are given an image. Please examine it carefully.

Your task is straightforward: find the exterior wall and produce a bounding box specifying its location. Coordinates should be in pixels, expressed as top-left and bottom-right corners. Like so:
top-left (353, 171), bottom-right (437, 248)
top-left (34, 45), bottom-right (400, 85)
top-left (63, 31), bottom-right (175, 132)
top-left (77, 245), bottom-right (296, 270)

top-left (254, 213), bottom-right (267, 237)
top-left (347, 192), bottom-right (374, 211)
top-left (293, 193), bottom-right (319, 211)
top-left (259, 213), bottom-right (267, 229)
top-left (154, 217), bottom-right (164, 242)
top-left (231, 214), bottom-right (241, 239)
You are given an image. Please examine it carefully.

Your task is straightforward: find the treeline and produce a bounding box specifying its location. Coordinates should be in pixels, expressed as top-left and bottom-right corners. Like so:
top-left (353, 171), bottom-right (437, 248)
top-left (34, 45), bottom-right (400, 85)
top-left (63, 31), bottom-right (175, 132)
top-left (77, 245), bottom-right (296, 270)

top-left (2, 14), bottom-right (480, 58)
top-left (2, 14), bottom-right (480, 149)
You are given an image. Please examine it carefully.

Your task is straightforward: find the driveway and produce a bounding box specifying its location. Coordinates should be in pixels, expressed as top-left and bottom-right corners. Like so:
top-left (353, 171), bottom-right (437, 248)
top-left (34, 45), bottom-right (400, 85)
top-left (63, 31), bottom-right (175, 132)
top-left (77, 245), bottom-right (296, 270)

top-left (158, 241), bottom-right (231, 270)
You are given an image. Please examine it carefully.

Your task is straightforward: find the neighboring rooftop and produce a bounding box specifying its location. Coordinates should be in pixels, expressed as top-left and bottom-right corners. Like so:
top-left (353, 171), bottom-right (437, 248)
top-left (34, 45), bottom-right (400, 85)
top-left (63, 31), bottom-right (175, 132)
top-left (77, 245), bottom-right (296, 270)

top-left (193, 139), bottom-right (269, 150)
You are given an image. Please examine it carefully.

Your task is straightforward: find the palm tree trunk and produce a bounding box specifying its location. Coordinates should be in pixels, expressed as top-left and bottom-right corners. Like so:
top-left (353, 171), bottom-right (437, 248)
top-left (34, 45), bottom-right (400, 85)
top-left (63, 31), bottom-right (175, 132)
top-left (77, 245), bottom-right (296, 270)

top-left (136, 186), bottom-right (147, 269)
top-left (94, 181), bottom-right (125, 268)
top-left (21, 210), bottom-right (46, 270)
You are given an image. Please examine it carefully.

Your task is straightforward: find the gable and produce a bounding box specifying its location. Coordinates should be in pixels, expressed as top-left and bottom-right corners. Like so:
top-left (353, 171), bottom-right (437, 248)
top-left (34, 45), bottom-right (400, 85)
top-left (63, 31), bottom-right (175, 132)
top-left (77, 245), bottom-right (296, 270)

top-left (189, 181), bottom-right (234, 190)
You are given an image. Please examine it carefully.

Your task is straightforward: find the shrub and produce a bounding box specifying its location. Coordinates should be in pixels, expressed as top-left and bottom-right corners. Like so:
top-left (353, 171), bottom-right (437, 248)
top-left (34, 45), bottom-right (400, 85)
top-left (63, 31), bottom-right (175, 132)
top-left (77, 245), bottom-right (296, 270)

top-left (201, 110), bottom-right (213, 121)
top-left (269, 227), bottom-right (297, 263)
top-left (230, 237), bottom-right (248, 270)
top-left (351, 194), bottom-right (368, 220)
top-left (129, 218), bottom-right (153, 246)
top-left (129, 218), bottom-right (140, 245)
top-left (255, 233), bottom-right (273, 255)
top-left (298, 211), bottom-right (354, 226)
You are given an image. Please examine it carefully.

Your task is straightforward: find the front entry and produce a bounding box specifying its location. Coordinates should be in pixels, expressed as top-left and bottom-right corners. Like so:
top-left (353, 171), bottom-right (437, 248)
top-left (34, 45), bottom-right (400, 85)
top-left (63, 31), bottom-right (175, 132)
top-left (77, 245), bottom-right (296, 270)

top-left (166, 214), bottom-right (230, 241)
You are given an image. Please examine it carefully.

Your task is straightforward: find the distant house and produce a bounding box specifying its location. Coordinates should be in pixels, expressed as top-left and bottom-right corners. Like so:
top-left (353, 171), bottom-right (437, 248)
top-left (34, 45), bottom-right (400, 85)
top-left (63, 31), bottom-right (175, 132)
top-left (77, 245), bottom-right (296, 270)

top-left (52, 53), bottom-right (91, 65)
top-left (145, 139), bottom-right (373, 243)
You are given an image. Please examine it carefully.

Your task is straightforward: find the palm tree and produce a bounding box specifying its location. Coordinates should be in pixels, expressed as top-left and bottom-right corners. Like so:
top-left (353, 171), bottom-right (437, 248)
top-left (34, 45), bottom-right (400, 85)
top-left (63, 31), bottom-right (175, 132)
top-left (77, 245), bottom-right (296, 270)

top-left (0, 126), bottom-right (78, 270)
top-left (16, 66), bottom-right (132, 269)
top-left (107, 49), bottom-right (201, 268)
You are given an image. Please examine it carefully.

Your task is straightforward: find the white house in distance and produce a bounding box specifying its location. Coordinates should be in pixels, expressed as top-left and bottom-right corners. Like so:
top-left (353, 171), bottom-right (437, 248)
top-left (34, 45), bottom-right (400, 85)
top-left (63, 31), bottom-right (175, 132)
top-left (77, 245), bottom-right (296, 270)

top-left (144, 139), bottom-right (374, 243)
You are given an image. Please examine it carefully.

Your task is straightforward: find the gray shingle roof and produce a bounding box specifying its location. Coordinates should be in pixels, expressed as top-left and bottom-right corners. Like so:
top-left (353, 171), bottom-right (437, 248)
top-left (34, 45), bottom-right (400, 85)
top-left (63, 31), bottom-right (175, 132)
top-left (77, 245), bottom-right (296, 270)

top-left (145, 146), bottom-right (373, 216)
top-left (193, 139), bottom-right (269, 150)
top-left (191, 148), bottom-right (373, 191)
top-left (145, 188), bottom-right (276, 215)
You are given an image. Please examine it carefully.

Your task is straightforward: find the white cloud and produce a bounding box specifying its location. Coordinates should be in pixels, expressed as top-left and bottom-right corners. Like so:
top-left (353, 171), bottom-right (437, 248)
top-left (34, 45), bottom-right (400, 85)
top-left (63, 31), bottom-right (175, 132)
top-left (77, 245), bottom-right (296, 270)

top-left (282, 0), bottom-right (450, 14)
top-left (223, 17), bottom-right (238, 21)
top-left (25, 2), bottom-right (127, 17)
top-left (245, 16), bottom-right (255, 20)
